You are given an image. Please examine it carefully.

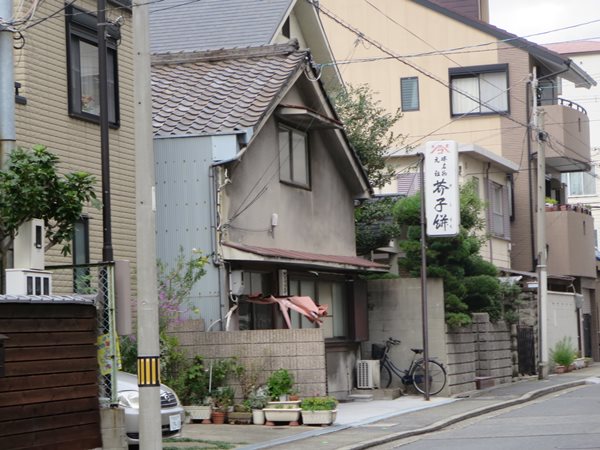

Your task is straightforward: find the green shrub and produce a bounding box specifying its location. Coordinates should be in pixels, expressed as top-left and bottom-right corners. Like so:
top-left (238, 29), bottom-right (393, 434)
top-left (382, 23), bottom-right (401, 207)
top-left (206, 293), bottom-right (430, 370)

top-left (247, 387), bottom-right (269, 410)
top-left (267, 369), bottom-right (294, 400)
top-left (551, 337), bottom-right (577, 367)
top-left (301, 396), bottom-right (337, 411)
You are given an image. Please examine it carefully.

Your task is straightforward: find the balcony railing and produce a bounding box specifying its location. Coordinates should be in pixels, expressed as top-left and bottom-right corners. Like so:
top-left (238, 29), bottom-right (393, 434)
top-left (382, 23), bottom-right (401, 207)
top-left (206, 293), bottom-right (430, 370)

top-left (539, 97), bottom-right (588, 115)
top-left (545, 203), bottom-right (592, 215)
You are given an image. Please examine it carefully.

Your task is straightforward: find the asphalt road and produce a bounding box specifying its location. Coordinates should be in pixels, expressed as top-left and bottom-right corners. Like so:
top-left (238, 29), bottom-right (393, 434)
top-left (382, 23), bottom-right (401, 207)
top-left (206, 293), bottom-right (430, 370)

top-left (374, 384), bottom-right (600, 450)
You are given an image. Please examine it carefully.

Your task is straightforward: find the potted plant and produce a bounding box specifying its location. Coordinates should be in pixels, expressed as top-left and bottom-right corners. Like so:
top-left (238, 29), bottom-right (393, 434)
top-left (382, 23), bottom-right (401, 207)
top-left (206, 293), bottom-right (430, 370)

top-left (263, 401), bottom-right (302, 425)
top-left (545, 197), bottom-right (558, 211)
top-left (301, 396), bottom-right (338, 426)
top-left (228, 401), bottom-right (253, 424)
top-left (180, 356), bottom-right (212, 423)
top-left (248, 386), bottom-right (269, 425)
top-left (211, 386), bottom-right (234, 424)
top-left (551, 337), bottom-right (577, 373)
top-left (266, 369), bottom-right (294, 402)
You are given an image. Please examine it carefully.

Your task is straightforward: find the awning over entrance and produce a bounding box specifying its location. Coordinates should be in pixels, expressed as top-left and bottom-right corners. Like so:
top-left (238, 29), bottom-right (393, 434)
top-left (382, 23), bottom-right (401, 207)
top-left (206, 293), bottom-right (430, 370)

top-left (222, 241), bottom-right (388, 272)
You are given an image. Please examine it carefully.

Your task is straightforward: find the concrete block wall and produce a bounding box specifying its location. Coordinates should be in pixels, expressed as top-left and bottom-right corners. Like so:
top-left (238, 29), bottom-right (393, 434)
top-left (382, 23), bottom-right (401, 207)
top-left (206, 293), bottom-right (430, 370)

top-left (171, 325), bottom-right (327, 398)
top-left (446, 313), bottom-right (513, 395)
top-left (445, 327), bottom-right (477, 394)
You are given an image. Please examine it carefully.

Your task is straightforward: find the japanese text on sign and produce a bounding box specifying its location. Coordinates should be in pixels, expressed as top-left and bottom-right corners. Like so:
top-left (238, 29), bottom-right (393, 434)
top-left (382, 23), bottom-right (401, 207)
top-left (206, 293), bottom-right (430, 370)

top-left (424, 141), bottom-right (459, 237)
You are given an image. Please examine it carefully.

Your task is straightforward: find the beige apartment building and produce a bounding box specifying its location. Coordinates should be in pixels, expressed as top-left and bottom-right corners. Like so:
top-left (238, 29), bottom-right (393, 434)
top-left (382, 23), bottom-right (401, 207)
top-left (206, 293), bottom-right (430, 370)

top-left (12, 0), bottom-right (136, 278)
top-left (321, 0), bottom-right (599, 358)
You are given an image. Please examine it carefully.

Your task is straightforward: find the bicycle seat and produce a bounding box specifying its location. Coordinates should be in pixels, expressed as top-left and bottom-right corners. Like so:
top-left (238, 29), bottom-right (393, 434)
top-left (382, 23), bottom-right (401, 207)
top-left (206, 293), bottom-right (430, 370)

top-left (411, 348), bottom-right (423, 354)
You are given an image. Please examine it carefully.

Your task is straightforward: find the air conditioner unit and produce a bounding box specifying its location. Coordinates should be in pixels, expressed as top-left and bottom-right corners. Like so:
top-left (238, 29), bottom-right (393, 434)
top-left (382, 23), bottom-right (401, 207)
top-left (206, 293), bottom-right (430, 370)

top-left (356, 360), bottom-right (380, 389)
top-left (5, 269), bottom-right (52, 296)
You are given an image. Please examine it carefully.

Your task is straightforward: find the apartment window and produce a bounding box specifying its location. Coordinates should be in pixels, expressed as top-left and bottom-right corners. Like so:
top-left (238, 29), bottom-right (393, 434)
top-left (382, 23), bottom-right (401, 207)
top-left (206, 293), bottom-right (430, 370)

top-left (563, 169), bottom-right (596, 196)
top-left (488, 182), bottom-right (510, 239)
top-left (400, 77), bottom-right (419, 111)
top-left (279, 126), bottom-right (310, 188)
top-left (72, 216), bottom-right (90, 293)
top-left (66, 6), bottom-right (120, 126)
top-left (450, 64), bottom-right (508, 116)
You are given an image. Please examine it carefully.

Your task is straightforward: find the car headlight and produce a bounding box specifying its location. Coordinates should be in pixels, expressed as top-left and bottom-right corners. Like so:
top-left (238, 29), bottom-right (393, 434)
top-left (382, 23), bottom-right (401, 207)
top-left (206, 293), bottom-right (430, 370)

top-left (118, 390), bottom-right (140, 409)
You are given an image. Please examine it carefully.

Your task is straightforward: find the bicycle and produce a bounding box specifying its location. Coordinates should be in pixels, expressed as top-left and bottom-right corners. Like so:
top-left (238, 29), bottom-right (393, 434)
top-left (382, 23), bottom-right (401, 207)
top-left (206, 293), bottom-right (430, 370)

top-left (374, 337), bottom-right (447, 395)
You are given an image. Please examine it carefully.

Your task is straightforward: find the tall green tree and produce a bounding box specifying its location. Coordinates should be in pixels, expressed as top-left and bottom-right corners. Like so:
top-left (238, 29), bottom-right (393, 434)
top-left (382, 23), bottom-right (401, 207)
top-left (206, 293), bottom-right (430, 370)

top-left (332, 84), bottom-right (405, 254)
top-left (332, 84), bottom-right (404, 189)
top-left (393, 181), bottom-right (505, 327)
top-left (0, 145), bottom-right (97, 259)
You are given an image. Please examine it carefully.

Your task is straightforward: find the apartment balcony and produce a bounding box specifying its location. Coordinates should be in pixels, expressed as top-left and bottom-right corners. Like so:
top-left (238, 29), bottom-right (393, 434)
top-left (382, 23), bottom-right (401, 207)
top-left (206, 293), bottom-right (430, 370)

top-left (542, 98), bottom-right (591, 173)
top-left (545, 204), bottom-right (596, 278)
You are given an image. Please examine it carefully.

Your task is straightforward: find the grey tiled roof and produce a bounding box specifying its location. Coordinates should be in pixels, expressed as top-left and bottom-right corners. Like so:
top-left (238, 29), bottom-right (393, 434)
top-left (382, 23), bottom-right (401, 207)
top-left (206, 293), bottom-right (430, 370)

top-left (149, 0), bottom-right (293, 54)
top-left (152, 43), bottom-right (307, 136)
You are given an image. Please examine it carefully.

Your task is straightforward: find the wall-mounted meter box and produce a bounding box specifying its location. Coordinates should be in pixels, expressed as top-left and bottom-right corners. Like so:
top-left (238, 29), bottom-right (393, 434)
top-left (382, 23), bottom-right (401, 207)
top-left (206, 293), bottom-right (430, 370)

top-left (13, 219), bottom-right (45, 270)
top-left (5, 269), bottom-right (52, 296)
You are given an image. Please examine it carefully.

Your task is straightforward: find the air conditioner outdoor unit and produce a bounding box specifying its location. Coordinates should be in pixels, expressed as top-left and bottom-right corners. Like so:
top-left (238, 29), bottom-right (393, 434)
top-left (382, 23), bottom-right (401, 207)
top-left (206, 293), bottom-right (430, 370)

top-left (356, 360), bottom-right (380, 389)
top-left (5, 269), bottom-right (52, 296)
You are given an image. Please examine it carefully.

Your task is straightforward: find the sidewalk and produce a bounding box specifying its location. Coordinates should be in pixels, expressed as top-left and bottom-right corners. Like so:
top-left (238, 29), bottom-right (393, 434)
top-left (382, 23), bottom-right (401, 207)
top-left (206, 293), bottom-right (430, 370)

top-left (179, 364), bottom-right (600, 450)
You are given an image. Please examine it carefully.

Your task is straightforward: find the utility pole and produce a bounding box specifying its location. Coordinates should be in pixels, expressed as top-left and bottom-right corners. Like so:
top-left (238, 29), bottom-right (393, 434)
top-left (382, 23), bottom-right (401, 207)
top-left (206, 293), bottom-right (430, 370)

top-left (133, 1), bottom-right (163, 448)
top-left (532, 67), bottom-right (549, 379)
top-left (97, 0), bottom-right (113, 263)
top-left (0, 1), bottom-right (15, 293)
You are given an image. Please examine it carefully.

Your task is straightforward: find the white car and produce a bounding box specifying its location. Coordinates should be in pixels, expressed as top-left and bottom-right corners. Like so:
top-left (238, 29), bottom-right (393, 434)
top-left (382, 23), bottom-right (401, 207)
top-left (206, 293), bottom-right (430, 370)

top-left (116, 371), bottom-right (185, 445)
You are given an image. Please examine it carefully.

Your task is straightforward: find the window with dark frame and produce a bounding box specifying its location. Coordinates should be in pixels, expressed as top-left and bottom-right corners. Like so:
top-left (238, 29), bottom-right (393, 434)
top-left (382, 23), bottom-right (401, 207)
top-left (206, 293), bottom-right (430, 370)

top-left (66, 5), bottom-right (120, 126)
top-left (400, 77), bottom-right (419, 111)
top-left (449, 64), bottom-right (508, 116)
top-left (278, 125), bottom-right (310, 188)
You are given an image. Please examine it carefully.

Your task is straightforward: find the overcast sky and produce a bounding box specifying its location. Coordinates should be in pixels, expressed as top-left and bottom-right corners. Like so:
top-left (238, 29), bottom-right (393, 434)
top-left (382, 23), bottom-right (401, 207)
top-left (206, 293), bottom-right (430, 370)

top-left (488, 0), bottom-right (600, 44)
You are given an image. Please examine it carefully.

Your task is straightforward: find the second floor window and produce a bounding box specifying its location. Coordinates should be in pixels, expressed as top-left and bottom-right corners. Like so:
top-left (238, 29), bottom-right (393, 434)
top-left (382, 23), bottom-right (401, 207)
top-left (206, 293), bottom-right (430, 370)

top-left (450, 64), bottom-right (508, 116)
top-left (66, 6), bottom-right (120, 126)
top-left (563, 169), bottom-right (596, 196)
top-left (400, 77), bottom-right (419, 111)
top-left (279, 126), bottom-right (310, 188)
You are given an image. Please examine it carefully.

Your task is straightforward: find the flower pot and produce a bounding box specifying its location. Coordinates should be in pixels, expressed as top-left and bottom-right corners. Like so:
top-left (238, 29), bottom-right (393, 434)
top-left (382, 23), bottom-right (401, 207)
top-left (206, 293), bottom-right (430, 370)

top-left (263, 407), bottom-right (301, 424)
top-left (554, 365), bottom-right (567, 374)
top-left (228, 411), bottom-right (252, 424)
top-left (252, 409), bottom-right (265, 425)
top-left (211, 411), bottom-right (227, 425)
top-left (266, 400), bottom-right (301, 408)
top-left (185, 405), bottom-right (212, 424)
top-left (301, 409), bottom-right (337, 426)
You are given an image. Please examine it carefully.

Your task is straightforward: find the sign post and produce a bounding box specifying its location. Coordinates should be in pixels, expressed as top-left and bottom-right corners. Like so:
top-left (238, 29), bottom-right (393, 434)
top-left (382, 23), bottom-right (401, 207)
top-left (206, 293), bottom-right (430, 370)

top-left (421, 141), bottom-right (459, 400)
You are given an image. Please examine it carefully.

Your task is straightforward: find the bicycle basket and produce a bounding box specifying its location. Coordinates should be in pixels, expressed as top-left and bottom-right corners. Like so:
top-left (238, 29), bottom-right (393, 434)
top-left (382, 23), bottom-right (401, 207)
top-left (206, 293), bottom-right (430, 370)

top-left (371, 343), bottom-right (386, 359)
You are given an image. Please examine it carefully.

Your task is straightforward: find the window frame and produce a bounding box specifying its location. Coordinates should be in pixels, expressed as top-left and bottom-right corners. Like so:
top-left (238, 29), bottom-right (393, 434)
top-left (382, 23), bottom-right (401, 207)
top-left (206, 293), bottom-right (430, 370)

top-left (563, 169), bottom-right (596, 197)
top-left (278, 125), bottom-right (311, 189)
top-left (400, 76), bottom-right (420, 111)
top-left (449, 64), bottom-right (509, 117)
top-left (65, 5), bottom-right (120, 127)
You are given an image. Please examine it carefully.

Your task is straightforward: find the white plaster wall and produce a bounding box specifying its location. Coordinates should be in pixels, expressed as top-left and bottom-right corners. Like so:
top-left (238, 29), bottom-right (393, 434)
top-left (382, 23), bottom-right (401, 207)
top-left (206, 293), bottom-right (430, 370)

top-left (547, 291), bottom-right (579, 354)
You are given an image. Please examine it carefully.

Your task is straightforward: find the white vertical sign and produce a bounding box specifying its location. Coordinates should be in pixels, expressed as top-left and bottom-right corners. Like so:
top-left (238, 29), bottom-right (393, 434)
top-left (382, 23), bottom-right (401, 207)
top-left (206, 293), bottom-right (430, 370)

top-left (425, 141), bottom-right (460, 237)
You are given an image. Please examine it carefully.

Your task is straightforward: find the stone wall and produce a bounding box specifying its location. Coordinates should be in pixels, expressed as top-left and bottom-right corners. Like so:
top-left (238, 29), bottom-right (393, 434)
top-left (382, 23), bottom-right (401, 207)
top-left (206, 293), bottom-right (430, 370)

top-left (446, 313), bottom-right (513, 395)
top-left (171, 324), bottom-right (327, 398)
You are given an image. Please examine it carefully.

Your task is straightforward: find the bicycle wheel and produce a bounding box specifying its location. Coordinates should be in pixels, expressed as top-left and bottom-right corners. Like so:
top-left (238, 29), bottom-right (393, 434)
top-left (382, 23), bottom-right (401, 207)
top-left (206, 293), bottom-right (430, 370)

top-left (411, 360), bottom-right (446, 395)
top-left (379, 362), bottom-right (392, 389)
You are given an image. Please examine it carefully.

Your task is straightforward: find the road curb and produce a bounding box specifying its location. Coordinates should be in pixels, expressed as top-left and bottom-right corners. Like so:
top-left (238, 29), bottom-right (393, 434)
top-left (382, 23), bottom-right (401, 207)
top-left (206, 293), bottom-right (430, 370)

top-left (338, 379), bottom-right (590, 450)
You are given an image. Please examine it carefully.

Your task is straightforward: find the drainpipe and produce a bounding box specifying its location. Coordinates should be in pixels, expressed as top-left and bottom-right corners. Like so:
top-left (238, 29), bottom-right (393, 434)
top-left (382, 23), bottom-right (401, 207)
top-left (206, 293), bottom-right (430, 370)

top-left (484, 162), bottom-right (493, 262)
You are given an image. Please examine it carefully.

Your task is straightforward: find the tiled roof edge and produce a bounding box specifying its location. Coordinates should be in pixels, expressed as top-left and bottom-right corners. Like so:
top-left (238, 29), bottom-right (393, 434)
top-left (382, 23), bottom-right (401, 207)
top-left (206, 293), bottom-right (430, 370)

top-left (151, 39), bottom-right (302, 66)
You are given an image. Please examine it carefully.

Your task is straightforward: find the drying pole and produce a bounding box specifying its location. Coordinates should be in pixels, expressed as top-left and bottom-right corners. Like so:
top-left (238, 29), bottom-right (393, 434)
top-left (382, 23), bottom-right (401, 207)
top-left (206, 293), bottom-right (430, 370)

top-left (419, 154), bottom-right (430, 401)
top-left (133, 0), bottom-right (163, 447)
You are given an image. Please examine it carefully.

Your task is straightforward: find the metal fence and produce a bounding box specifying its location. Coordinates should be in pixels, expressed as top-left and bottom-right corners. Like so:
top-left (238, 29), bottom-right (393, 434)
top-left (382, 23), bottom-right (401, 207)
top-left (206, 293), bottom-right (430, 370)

top-left (46, 262), bottom-right (119, 406)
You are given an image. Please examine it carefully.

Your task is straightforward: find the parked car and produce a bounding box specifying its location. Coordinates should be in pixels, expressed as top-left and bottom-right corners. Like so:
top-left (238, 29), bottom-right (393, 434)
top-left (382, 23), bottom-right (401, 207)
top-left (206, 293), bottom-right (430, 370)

top-left (116, 371), bottom-right (185, 445)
